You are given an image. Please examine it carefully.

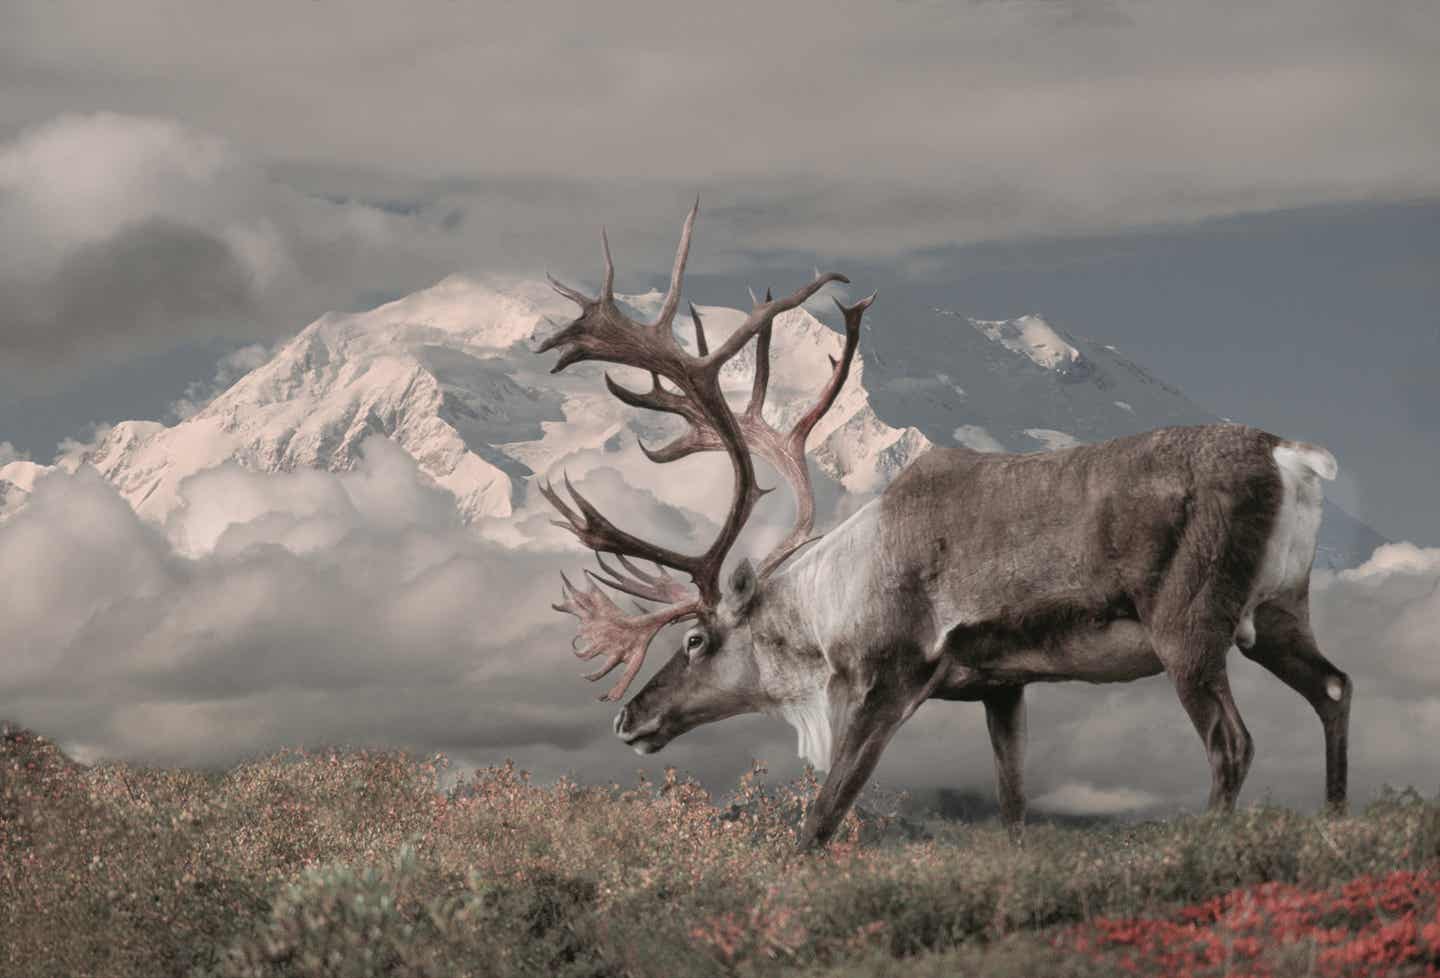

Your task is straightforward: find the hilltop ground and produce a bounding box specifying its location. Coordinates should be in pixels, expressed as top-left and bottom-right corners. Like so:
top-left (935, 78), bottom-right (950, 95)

top-left (4, 723), bottom-right (1440, 978)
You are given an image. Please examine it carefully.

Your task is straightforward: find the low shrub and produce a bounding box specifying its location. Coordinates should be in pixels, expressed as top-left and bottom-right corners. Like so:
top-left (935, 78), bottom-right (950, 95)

top-left (5, 723), bottom-right (1440, 978)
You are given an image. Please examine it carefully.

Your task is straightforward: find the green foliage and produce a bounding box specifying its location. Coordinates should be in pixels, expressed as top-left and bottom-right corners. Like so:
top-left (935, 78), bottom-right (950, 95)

top-left (212, 845), bottom-right (611, 978)
top-left (5, 723), bottom-right (1440, 978)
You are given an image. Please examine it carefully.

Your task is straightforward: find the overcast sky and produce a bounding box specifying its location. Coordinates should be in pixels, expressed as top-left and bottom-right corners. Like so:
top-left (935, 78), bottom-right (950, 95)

top-left (2, 0), bottom-right (1438, 807)
top-left (3, 0), bottom-right (1438, 539)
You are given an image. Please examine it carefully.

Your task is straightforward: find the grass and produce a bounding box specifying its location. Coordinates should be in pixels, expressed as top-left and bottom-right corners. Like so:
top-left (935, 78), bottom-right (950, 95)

top-left (4, 720), bottom-right (1440, 977)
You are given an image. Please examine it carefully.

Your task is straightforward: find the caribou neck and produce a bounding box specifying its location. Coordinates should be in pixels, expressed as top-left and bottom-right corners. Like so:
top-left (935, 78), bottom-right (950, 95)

top-left (747, 568), bottom-right (829, 708)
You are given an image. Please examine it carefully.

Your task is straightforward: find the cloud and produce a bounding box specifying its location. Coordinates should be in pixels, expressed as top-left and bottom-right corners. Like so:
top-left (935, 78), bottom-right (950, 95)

top-left (0, 113), bottom-right (454, 389)
top-left (0, 442), bottom-right (26, 466)
top-left (953, 424), bottom-right (1007, 452)
top-left (4, 219), bottom-right (258, 358)
top-left (0, 439), bottom-right (601, 768)
top-left (1033, 782), bottom-right (1163, 816)
top-left (0, 435), bottom-right (806, 787)
top-left (167, 343), bottom-right (273, 421)
top-left (0, 114), bottom-right (249, 267)
top-left (3, 1), bottom-right (1435, 286)
top-left (6, 432), bottom-right (1440, 809)
top-left (1310, 544), bottom-right (1440, 697)
top-left (1023, 428), bottom-right (1083, 451)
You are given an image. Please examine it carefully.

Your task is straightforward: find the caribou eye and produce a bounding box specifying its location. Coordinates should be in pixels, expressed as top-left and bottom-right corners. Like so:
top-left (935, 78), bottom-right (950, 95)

top-left (684, 629), bottom-right (708, 657)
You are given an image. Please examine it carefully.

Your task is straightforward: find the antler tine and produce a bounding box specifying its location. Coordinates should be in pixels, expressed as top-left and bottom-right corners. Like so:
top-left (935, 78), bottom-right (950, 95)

top-left (600, 229), bottom-right (615, 302)
top-left (650, 196), bottom-right (699, 332)
top-left (603, 369), bottom-right (735, 466)
top-left (746, 320), bottom-right (774, 419)
top-left (754, 291), bottom-right (874, 575)
top-left (551, 571), bottom-right (700, 700)
top-left (587, 641), bottom-right (657, 700)
top-left (552, 472), bottom-right (703, 578)
top-left (706, 271), bottom-right (850, 368)
top-left (689, 302), bottom-right (709, 356)
top-left (637, 425), bottom-right (722, 465)
top-left (590, 553), bottom-right (692, 605)
top-left (622, 553), bottom-right (680, 586)
top-left (539, 477), bottom-right (584, 532)
top-left (547, 273), bottom-right (592, 308)
top-left (791, 291), bottom-right (874, 445)
top-left (602, 370), bottom-right (728, 465)
top-left (603, 371), bottom-right (691, 418)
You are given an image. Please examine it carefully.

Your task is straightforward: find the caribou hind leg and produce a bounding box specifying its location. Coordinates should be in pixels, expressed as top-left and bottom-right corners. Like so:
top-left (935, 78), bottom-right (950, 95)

top-left (1150, 613), bottom-right (1256, 812)
top-left (1171, 658), bottom-right (1255, 811)
top-left (983, 686), bottom-right (1027, 840)
top-left (1240, 598), bottom-right (1351, 810)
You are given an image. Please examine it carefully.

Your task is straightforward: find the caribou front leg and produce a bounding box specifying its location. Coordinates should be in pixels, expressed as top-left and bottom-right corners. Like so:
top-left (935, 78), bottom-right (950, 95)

top-left (797, 660), bottom-right (948, 851)
top-left (796, 681), bottom-right (904, 852)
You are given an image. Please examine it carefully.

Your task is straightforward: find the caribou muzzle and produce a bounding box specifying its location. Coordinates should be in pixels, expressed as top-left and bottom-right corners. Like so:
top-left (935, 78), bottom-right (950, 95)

top-left (613, 705), bottom-right (667, 754)
top-left (611, 649), bottom-right (697, 754)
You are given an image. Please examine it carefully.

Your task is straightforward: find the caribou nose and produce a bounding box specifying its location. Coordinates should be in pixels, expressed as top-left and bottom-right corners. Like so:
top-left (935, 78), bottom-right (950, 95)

top-left (613, 707), bottom-right (630, 737)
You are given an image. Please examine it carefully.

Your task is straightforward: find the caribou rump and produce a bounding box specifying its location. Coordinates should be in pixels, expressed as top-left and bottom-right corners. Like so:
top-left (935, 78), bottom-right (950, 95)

top-left (538, 202), bottom-right (1350, 851)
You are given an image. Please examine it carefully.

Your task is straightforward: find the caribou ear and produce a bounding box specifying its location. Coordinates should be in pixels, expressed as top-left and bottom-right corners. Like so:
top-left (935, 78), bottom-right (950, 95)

top-left (729, 558), bottom-right (759, 609)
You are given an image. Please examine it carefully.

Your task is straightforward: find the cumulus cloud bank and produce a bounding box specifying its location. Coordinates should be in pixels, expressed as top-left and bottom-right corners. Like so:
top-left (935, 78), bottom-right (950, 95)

top-left (0, 438), bottom-right (792, 787)
top-left (1, 441), bottom-right (577, 765)
top-left (3, 436), bottom-right (1440, 810)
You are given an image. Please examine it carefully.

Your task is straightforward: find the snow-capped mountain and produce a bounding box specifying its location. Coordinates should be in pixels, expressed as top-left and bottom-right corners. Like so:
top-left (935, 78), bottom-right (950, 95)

top-left (0, 459), bottom-right (44, 519)
top-left (0, 276), bottom-right (930, 545)
top-left (74, 277), bottom-right (574, 527)
top-left (857, 302), bottom-right (1384, 567)
top-left (0, 275), bottom-right (1383, 566)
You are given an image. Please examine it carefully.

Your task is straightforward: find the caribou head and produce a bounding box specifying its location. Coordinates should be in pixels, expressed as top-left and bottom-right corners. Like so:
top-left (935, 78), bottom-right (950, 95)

top-left (611, 558), bottom-right (764, 754)
top-left (536, 199), bottom-right (872, 753)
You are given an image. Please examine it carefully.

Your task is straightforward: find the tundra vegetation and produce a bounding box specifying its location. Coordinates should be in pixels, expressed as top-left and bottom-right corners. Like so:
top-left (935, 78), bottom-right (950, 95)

top-left (5, 724), bottom-right (1440, 978)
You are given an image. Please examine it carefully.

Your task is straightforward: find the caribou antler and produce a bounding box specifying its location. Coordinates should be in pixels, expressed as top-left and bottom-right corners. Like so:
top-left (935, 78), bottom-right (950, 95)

top-left (709, 291), bottom-right (873, 575)
top-left (553, 572), bottom-right (698, 700)
top-left (538, 198), bottom-right (855, 700)
top-left (612, 291), bottom-right (876, 576)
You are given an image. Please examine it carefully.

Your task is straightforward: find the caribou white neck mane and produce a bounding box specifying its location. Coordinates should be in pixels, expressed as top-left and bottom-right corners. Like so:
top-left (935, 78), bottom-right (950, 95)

top-left (766, 499), bottom-right (884, 770)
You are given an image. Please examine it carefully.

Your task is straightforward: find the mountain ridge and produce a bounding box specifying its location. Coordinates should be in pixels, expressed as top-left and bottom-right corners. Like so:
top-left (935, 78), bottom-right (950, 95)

top-left (0, 275), bottom-right (1384, 567)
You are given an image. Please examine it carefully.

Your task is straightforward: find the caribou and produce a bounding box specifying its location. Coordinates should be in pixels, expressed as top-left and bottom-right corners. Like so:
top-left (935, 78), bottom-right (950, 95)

top-left (537, 201), bottom-right (1351, 851)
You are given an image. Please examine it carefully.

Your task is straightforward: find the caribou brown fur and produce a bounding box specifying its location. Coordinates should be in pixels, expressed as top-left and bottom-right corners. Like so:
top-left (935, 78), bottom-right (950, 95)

top-left (540, 205), bottom-right (1350, 851)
